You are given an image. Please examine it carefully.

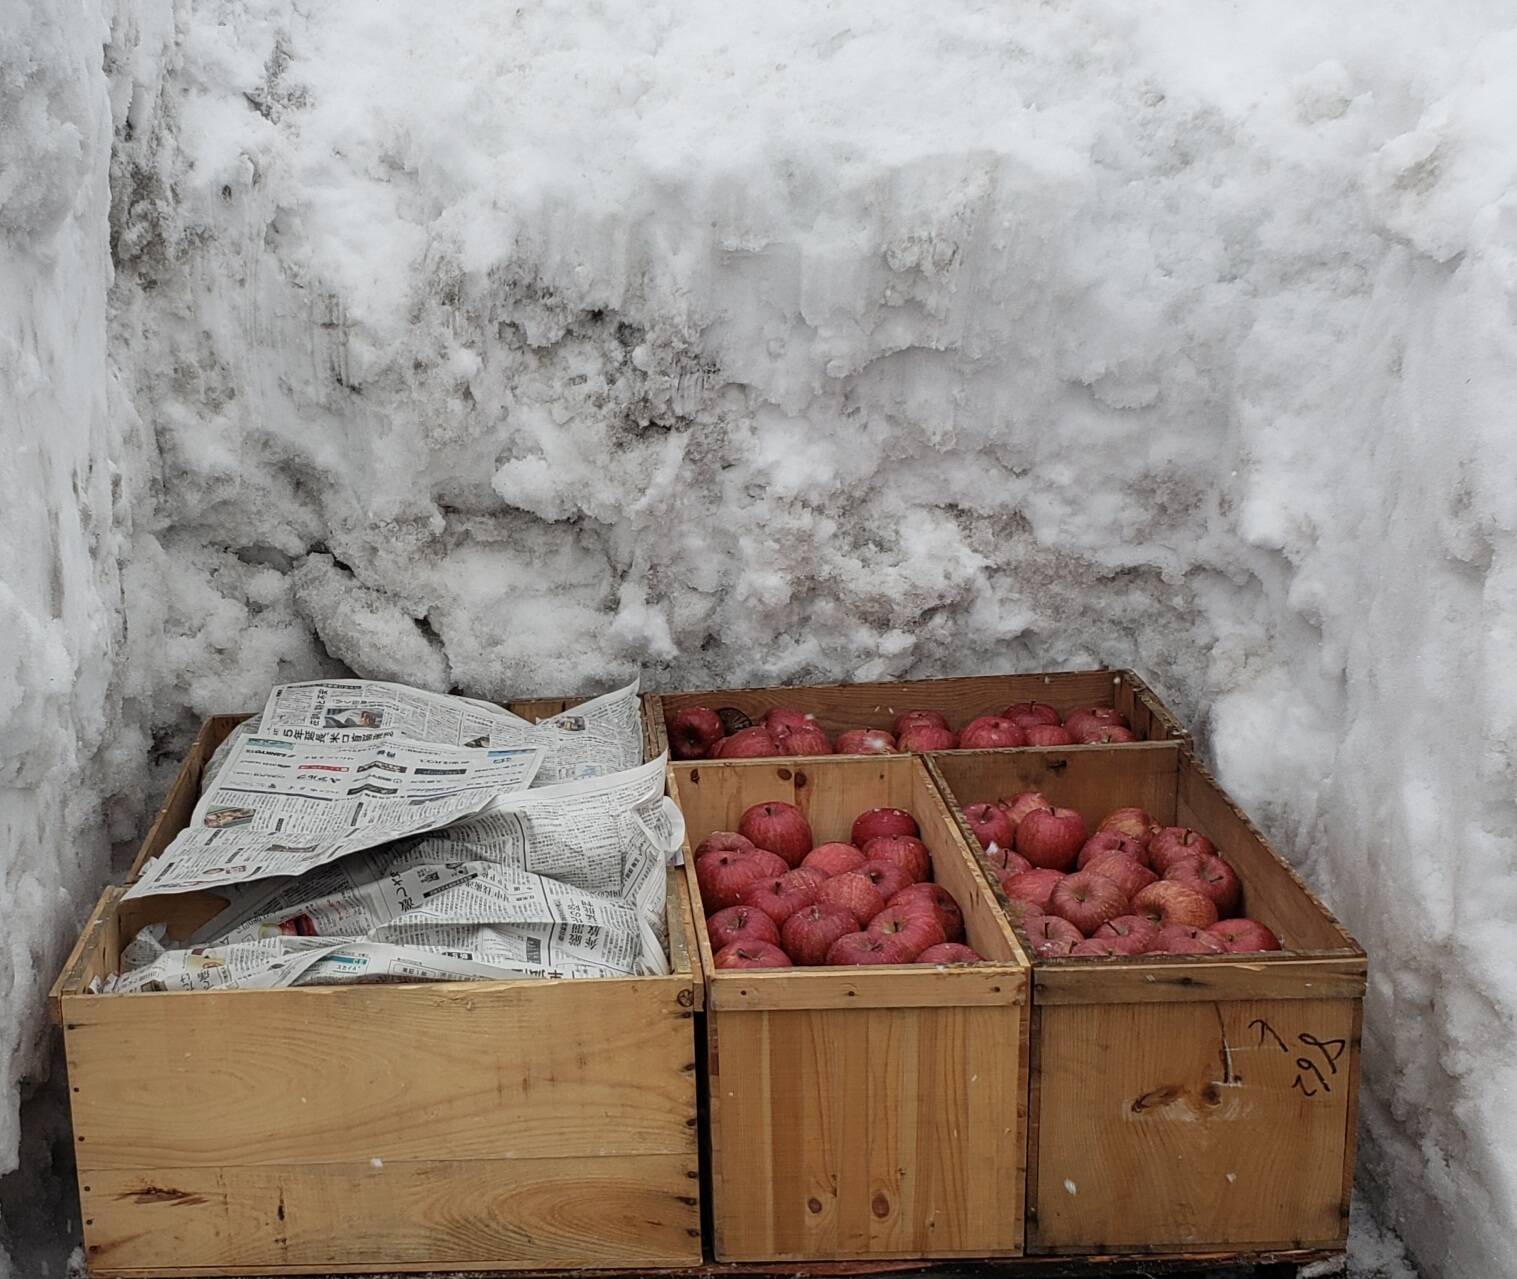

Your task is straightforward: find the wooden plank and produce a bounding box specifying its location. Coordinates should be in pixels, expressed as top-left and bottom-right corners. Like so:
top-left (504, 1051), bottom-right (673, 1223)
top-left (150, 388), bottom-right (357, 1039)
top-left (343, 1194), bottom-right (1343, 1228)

top-left (80, 1154), bottom-right (701, 1274)
top-left (48, 886), bottom-right (121, 1025)
top-left (1112, 669), bottom-right (1188, 746)
top-left (65, 977), bottom-right (697, 1170)
top-left (709, 1004), bottom-right (1026, 1261)
top-left (1032, 957), bottom-right (1366, 1005)
top-left (126, 716), bottom-right (244, 880)
top-left (707, 964), bottom-right (1026, 1011)
top-left (1028, 998), bottom-right (1357, 1253)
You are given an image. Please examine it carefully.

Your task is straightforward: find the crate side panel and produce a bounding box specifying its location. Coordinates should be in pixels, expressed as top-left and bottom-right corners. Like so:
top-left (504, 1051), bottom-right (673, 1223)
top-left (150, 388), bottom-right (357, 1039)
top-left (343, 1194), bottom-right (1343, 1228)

top-left (1030, 997), bottom-right (1358, 1252)
top-left (81, 1154), bottom-right (701, 1274)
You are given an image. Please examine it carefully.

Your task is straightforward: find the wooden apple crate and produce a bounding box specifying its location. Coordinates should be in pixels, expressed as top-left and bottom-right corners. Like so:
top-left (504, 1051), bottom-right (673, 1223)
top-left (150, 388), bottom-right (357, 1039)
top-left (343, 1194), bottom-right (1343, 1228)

top-left (671, 754), bottom-right (1032, 1263)
top-left (927, 744), bottom-right (1366, 1258)
top-left (646, 669), bottom-right (1186, 760)
top-left (50, 713), bottom-right (704, 1277)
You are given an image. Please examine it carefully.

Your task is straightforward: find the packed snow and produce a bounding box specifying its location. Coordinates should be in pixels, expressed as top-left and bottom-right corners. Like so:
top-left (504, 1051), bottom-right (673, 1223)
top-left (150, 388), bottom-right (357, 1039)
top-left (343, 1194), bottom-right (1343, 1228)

top-left (6, 0), bottom-right (1517, 1274)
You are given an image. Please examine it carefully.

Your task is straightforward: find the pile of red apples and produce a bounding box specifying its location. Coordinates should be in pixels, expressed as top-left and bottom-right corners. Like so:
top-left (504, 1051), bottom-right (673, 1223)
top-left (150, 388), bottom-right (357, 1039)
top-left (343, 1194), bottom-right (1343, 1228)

top-left (695, 802), bottom-right (982, 968)
top-left (669, 702), bottom-right (1142, 760)
top-left (962, 794), bottom-right (1282, 957)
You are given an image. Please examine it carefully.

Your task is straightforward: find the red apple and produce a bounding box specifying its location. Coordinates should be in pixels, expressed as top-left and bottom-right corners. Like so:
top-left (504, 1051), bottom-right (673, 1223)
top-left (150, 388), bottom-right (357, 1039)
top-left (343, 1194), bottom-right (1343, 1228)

top-left (781, 903), bottom-right (857, 966)
top-left (744, 847), bottom-right (790, 880)
top-left (782, 867), bottom-right (828, 896)
top-left (802, 842), bottom-right (867, 878)
top-left (1064, 706), bottom-right (1131, 736)
top-left (892, 709), bottom-right (947, 735)
top-left (1133, 881), bottom-right (1219, 930)
top-left (1077, 831), bottom-right (1150, 869)
top-left (983, 846), bottom-right (1033, 877)
top-left (1026, 914), bottom-right (1083, 957)
top-left (739, 875), bottom-right (817, 926)
top-left (694, 830), bottom-right (755, 859)
top-left (1081, 849), bottom-right (1158, 900)
top-left (867, 904), bottom-right (947, 959)
top-left (1073, 722), bottom-right (1138, 744)
top-left (1015, 807), bottom-right (1089, 872)
top-left (816, 872), bottom-right (887, 925)
top-left (713, 940), bottom-right (791, 969)
top-left (1093, 914), bottom-right (1162, 953)
top-left (1049, 871), bottom-right (1129, 936)
top-left (696, 850), bottom-right (769, 911)
top-left (739, 802), bottom-right (814, 867)
top-left (1098, 807), bottom-right (1160, 846)
top-left (1152, 924), bottom-right (1228, 955)
top-left (917, 942), bottom-right (982, 964)
top-left (963, 802), bottom-right (1017, 852)
top-left (1024, 724), bottom-right (1075, 746)
top-left (856, 859), bottom-right (913, 902)
top-left (889, 883), bottom-right (965, 940)
top-left (1071, 938), bottom-right (1125, 957)
top-left (715, 726), bottom-right (781, 758)
top-left (1000, 897), bottom-right (1046, 928)
top-left (826, 932), bottom-right (913, 966)
top-left (999, 790), bottom-right (1050, 830)
top-left (896, 724), bottom-right (959, 751)
top-left (706, 905), bottom-right (781, 950)
top-left (763, 707), bottom-right (816, 736)
top-left (1001, 867), bottom-right (1065, 911)
top-left (851, 807), bottom-right (920, 845)
top-left (861, 835), bottom-right (932, 884)
top-left (1148, 828), bottom-right (1218, 873)
top-left (1207, 918), bottom-right (1282, 953)
top-left (778, 725), bottom-right (833, 756)
top-left (1165, 854), bottom-right (1241, 916)
top-left (668, 707), bottom-right (723, 759)
top-left (958, 716), bottom-right (1028, 749)
top-left (833, 728), bottom-right (897, 755)
top-left (1002, 701), bottom-right (1062, 728)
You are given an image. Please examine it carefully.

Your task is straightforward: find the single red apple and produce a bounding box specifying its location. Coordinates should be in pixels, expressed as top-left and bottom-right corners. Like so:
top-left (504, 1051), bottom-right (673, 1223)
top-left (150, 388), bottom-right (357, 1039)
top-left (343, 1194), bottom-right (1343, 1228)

top-left (781, 903), bottom-right (857, 966)
top-left (706, 904), bottom-right (781, 950)
top-left (1001, 867), bottom-right (1065, 911)
top-left (1133, 881), bottom-right (1219, 930)
top-left (1026, 914), bottom-right (1083, 957)
top-left (801, 842), bottom-right (867, 878)
top-left (668, 707), bottom-right (723, 759)
top-left (816, 872), bottom-right (888, 925)
top-left (739, 875), bottom-right (818, 926)
top-left (1049, 871), bottom-right (1129, 936)
top-left (826, 931), bottom-right (913, 966)
top-left (715, 726), bottom-right (781, 758)
top-left (867, 904), bottom-right (947, 959)
top-left (696, 850), bottom-right (769, 911)
top-left (694, 830), bottom-right (755, 859)
top-left (1000, 897), bottom-right (1046, 929)
top-left (983, 846), bottom-right (1033, 878)
top-left (1097, 807), bottom-right (1159, 846)
top-left (713, 940), bottom-right (792, 969)
top-left (896, 724), bottom-right (959, 751)
top-left (1165, 853), bottom-right (1241, 916)
top-left (778, 725), bottom-right (833, 756)
top-left (963, 802), bottom-right (1017, 852)
top-left (917, 942), bottom-right (982, 964)
top-left (856, 858), bottom-right (913, 902)
top-left (851, 807), bottom-right (920, 845)
top-left (1152, 924), bottom-right (1228, 955)
top-left (1081, 849), bottom-right (1158, 900)
top-left (1077, 831), bottom-right (1151, 869)
top-left (739, 801), bottom-right (814, 868)
top-left (744, 847), bottom-right (790, 880)
top-left (833, 728), bottom-right (897, 755)
top-left (1064, 706), bottom-right (1131, 737)
top-left (999, 790), bottom-right (1050, 830)
top-left (1002, 701), bottom-right (1062, 728)
top-left (1207, 918), bottom-right (1282, 953)
top-left (1093, 914), bottom-right (1162, 953)
top-left (889, 883), bottom-right (965, 940)
top-left (1073, 722), bottom-right (1138, 744)
top-left (763, 707), bottom-right (816, 736)
top-left (782, 867), bottom-right (828, 896)
top-left (861, 834), bottom-right (932, 884)
top-left (1148, 827), bottom-right (1219, 874)
top-left (1071, 937), bottom-right (1125, 957)
top-left (892, 709), bottom-right (948, 736)
top-left (958, 716), bottom-right (1028, 749)
top-left (1024, 724), bottom-right (1075, 746)
top-left (1015, 807), bottom-right (1089, 872)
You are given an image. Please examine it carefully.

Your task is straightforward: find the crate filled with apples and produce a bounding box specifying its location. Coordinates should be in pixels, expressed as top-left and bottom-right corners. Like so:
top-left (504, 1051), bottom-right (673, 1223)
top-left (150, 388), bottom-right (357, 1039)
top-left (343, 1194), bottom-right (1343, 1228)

top-left (927, 743), bottom-right (1366, 1260)
top-left (647, 667), bottom-right (1185, 761)
top-left (671, 753), bottom-right (1029, 1262)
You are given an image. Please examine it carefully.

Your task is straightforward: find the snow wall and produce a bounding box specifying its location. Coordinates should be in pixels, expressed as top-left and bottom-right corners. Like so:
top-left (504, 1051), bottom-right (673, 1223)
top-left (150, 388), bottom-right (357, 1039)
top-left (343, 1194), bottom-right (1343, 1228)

top-left (9, 1), bottom-right (1517, 1275)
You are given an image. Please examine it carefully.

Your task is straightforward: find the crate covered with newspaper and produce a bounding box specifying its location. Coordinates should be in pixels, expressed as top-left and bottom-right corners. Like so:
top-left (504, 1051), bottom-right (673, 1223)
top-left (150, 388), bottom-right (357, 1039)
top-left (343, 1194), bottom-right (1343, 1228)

top-left (50, 680), bottom-right (704, 1277)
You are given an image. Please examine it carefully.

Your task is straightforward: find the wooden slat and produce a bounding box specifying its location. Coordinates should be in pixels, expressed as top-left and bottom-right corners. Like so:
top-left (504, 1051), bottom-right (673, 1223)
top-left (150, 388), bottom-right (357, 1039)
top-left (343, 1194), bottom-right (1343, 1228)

top-left (81, 1155), bottom-right (701, 1274)
top-left (127, 715), bottom-right (246, 880)
top-left (1032, 957), bottom-right (1366, 1005)
top-left (48, 886), bottom-right (121, 1024)
top-left (707, 964), bottom-right (1026, 1011)
top-left (1029, 998), bottom-right (1358, 1252)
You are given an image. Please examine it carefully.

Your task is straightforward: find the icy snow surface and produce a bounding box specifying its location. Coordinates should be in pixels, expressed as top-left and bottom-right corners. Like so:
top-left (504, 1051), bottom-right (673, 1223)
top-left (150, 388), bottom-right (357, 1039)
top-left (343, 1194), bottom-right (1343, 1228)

top-left (6, 0), bottom-right (1517, 1274)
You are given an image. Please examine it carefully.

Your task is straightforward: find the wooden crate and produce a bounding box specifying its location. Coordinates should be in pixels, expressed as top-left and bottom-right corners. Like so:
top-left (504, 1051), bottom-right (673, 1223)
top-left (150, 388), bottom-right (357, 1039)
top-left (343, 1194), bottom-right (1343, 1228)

top-left (646, 669), bottom-right (1186, 761)
top-left (927, 745), bottom-right (1365, 1257)
top-left (672, 754), bottom-right (1032, 1262)
top-left (53, 715), bottom-right (704, 1277)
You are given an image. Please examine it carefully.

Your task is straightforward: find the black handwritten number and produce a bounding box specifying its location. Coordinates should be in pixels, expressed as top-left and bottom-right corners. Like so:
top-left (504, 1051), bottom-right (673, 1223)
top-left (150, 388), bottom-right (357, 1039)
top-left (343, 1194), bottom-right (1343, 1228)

top-left (1300, 1034), bottom-right (1346, 1076)
top-left (1250, 1020), bottom-right (1343, 1098)
top-left (1250, 1018), bottom-right (1289, 1053)
top-left (1292, 1074), bottom-right (1319, 1098)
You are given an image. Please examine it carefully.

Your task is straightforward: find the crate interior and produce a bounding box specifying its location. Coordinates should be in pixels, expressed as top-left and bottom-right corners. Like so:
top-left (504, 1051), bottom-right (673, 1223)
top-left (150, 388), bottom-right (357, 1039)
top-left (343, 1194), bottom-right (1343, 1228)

top-left (673, 755), bottom-right (1025, 970)
top-left (652, 668), bottom-right (1183, 751)
top-left (929, 745), bottom-right (1358, 959)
